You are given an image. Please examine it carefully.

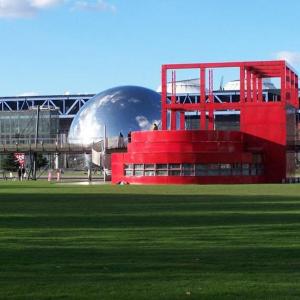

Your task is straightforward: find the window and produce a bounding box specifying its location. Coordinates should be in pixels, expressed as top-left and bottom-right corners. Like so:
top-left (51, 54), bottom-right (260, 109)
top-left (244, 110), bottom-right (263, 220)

top-left (169, 170), bottom-right (181, 176)
top-left (242, 164), bottom-right (249, 176)
top-left (182, 164), bottom-right (194, 176)
top-left (156, 170), bottom-right (168, 176)
top-left (124, 164), bottom-right (133, 170)
top-left (144, 164), bottom-right (155, 176)
top-left (125, 170), bottom-right (133, 176)
top-left (220, 164), bottom-right (231, 176)
top-left (123, 163), bottom-right (264, 177)
top-left (134, 170), bottom-right (143, 176)
top-left (157, 164), bottom-right (168, 170)
top-left (232, 163), bottom-right (241, 176)
top-left (145, 170), bottom-right (155, 176)
top-left (145, 164), bottom-right (155, 170)
top-left (169, 164), bottom-right (180, 170)
top-left (207, 164), bottom-right (220, 176)
top-left (134, 164), bottom-right (144, 170)
top-left (195, 164), bottom-right (207, 176)
top-left (250, 164), bottom-right (257, 176)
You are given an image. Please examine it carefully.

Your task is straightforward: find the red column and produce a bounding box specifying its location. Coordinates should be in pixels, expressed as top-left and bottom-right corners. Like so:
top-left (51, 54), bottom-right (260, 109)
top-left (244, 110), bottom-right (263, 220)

top-left (240, 66), bottom-right (245, 103)
top-left (291, 71), bottom-right (295, 106)
top-left (281, 66), bottom-right (286, 104)
top-left (286, 68), bottom-right (291, 104)
top-left (161, 66), bottom-right (167, 130)
top-left (200, 68), bottom-right (206, 129)
top-left (170, 70), bottom-right (177, 130)
top-left (252, 73), bottom-right (257, 102)
top-left (258, 77), bottom-right (263, 102)
top-left (246, 68), bottom-right (251, 102)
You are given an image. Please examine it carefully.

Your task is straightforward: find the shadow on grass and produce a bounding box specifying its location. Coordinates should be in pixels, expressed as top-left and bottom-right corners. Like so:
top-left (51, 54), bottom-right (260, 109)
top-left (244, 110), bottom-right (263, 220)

top-left (0, 193), bottom-right (300, 228)
top-left (0, 191), bottom-right (300, 299)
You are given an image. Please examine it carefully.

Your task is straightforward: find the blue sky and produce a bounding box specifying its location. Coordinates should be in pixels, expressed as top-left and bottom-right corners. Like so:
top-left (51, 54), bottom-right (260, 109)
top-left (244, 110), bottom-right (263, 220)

top-left (0, 0), bottom-right (299, 96)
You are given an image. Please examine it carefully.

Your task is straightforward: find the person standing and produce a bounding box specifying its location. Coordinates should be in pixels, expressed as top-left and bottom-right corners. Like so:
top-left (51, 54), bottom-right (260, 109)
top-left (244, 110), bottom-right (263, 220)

top-left (127, 131), bottom-right (132, 143)
top-left (118, 132), bottom-right (124, 148)
top-left (17, 167), bottom-right (22, 181)
top-left (21, 167), bottom-right (26, 181)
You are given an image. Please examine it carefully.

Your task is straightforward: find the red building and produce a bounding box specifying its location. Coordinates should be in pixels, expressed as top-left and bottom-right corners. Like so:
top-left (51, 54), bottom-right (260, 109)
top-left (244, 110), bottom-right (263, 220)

top-left (112, 60), bottom-right (299, 184)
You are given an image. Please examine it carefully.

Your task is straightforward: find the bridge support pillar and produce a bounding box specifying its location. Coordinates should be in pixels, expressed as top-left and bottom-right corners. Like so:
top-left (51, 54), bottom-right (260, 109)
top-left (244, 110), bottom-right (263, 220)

top-left (54, 153), bottom-right (59, 170)
top-left (32, 152), bottom-right (37, 181)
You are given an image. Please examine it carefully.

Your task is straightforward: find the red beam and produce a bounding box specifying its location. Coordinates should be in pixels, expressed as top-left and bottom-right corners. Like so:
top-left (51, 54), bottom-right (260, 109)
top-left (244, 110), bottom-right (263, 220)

top-left (162, 60), bottom-right (286, 71)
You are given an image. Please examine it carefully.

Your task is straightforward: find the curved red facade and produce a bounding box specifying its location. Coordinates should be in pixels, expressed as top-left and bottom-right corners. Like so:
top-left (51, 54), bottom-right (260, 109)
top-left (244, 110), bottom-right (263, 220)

top-left (112, 130), bottom-right (265, 184)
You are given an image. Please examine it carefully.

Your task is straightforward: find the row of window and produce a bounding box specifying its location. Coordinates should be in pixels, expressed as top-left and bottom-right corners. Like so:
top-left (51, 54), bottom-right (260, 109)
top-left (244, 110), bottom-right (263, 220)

top-left (124, 163), bottom-right (264, 177)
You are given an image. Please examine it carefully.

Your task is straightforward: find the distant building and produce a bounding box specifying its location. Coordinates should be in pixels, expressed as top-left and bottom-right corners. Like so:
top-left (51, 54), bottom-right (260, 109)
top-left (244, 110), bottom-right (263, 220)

top-left (0, 107), bottom-right (59, 145)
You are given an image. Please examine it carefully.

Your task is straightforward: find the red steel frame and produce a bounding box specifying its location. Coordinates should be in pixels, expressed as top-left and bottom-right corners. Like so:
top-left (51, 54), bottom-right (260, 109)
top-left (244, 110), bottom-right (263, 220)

top-left (161, 60), bottom-right (299, 130)
top-left (112, 60), bottom-right (299, 184)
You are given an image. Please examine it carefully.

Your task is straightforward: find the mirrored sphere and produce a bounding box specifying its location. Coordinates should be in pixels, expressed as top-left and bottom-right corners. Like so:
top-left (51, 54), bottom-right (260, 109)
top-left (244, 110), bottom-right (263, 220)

top-left (68, 86), bottom-right (161, 144)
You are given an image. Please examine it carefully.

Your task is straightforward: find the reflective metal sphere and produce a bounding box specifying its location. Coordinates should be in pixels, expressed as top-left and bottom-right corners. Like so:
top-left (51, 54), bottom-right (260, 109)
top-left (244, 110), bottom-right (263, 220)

top-left (68, 86), bottom-right (161, 144)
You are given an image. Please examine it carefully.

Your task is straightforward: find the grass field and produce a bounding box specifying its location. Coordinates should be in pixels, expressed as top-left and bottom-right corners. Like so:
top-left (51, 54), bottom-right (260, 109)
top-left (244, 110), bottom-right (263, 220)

top-left (0, 182), bottom-right (300, 299)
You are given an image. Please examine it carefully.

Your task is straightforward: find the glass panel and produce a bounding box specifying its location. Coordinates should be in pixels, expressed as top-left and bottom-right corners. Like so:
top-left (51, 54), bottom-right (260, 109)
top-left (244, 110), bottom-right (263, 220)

top-left (156, 170), bottom-right (168, 176)
top-left (157, 164), bottom-right (168, 170)
top-left (134, 164), bottom-right (144, 170)
top-left (124, 164), bottom-right (133, 170)
top-left (182, 163), bottom-right (193, 169)
top-left (145, 164), bottom-right (155, 170)
top-left (242, 169), bottom-right (249, 176)
top-left (250, 165), bottom-right (257, 176)
top-left (169, 164), bottom-right (180, 169)
top-left (232, 163), bottom-right (241, 176)
top-left (144, 170), bottom-right (155, 176)
top-left (195, 164), bottom-right (207, 176)
top-left (195, 164), bottom-right (206, 170)
top-left (169, 170), bottom-right (181, 176)
top-left (220, 164), bottom-right (231, 176)
top-left (257, 164), bottom-right (264, 175)
top-left (182, 169), bottom-right (194, 176)
top-left (207, 164), bottom-right (220, 176)
top-left (134, 170), bottom-right (143, 176)
top-left (125, 170), bottom-right (133, 176)
top-left (242, 164), bottom-right (249, 175)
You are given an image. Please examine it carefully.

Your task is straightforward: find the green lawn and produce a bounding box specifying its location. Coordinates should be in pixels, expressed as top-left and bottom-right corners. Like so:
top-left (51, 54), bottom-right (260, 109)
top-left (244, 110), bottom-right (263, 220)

top-left (0, 182), bottom-right (300, 299)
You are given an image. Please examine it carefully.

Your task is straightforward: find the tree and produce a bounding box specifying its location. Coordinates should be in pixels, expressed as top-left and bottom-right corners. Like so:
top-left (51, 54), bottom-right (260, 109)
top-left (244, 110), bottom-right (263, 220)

top-left (2, 154), bottom-right (19, 172)
top-left (36, 154), bottom-right (48, 170)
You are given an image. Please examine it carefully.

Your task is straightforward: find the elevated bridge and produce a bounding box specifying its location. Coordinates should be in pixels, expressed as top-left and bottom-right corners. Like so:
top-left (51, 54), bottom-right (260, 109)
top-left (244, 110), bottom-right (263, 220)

top-left (0, 137), bottom-right (127, 154)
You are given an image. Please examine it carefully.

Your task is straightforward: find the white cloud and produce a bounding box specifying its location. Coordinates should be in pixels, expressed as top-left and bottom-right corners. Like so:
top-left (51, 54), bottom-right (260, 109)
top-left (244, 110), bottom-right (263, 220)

top-left (0, 0), bottom-right (116, 18)
top-left (275, 51), bottom-right (300, 66)
top-left (72, 0), bottom-right (116, 13)
top-left (0, 0), bottom-right (64, 18)
top-left (31, 0), bottom-right (64, 8)
top-left (136, 116), bottom-right (150, 130)
top-left (136, 116), bottom-right (160, 131)
top-left (0, 0), bottom-right (35, 18)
